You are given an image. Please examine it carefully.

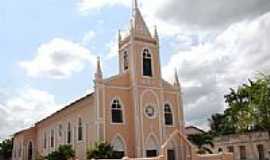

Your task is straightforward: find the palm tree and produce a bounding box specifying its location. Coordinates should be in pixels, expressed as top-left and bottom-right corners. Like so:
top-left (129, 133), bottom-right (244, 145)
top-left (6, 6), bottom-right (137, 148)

top-left (208, 113), bottom-right (224, 136)
top-left (187, 133), bottom-right (214, 154)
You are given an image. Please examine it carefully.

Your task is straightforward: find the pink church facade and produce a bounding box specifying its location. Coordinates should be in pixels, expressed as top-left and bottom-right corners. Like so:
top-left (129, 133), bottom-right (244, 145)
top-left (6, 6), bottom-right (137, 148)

top-left (12, 1), bottom-right (232, 160)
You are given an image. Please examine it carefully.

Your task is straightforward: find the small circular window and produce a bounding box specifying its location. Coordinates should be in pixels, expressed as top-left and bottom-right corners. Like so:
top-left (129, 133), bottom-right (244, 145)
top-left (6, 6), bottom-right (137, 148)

top-left (144, 105), bottom-right (156, 119)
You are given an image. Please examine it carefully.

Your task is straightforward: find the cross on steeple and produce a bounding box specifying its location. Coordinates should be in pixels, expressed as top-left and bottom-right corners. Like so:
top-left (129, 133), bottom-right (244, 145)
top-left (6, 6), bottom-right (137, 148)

top-left (130, 0), bottom-right (152, 38)
top-left (133, 0), bottom-right (138, 10)
top-left (132, 0), bottom-right (138, 16)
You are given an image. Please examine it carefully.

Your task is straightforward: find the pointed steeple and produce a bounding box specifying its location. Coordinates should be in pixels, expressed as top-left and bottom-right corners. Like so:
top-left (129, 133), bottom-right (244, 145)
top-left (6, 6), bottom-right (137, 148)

top-left (154, 25), bottom-right (159, 44)
top-left (130, 0), bottom-right (152, 38)
top-left (95, 56), bottom-right (103, 80)
top-left (132, 0), bottom-right (138, 16)
top-left (118, 30), bottom-right (122, 42)
top-left (174, 69), bottom-right (180, 88)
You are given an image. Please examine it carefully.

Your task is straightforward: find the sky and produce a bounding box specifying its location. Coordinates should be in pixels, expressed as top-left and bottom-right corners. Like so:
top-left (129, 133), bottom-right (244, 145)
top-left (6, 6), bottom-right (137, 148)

top-left (1, 0), bottom-right (270, 140)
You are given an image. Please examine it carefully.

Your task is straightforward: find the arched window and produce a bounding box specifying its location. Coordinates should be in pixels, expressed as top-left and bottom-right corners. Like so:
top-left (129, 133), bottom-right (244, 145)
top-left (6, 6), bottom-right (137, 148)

top-left (18, 143), bottom-right (22, 157)
top-left (50, 129), bottom-right (54, 148)
top-left (112, 136), bottom-right (125, 159)
top-left (14, 145), bottom-right (16, 158)
top-left (78, 118), bottom-right (83, 141)
top-left (145, 135), bottom-right (159, 157)
top-left (43, 132), bottom-right (47, 149)
top-left (143, 49), bottom-right (152, 77)
top-left (112, 99), bottom-right (123, 123)
top-left (58, 124), bottom-right (63, 137)
top-left (67, 122), bottom-right (72, 144)
top-left (164, 104), bottom-right (173, 126)
top-left (123, 51), bottom-right (128, 70)
top-left (28, 142), bottom-right (33, 160)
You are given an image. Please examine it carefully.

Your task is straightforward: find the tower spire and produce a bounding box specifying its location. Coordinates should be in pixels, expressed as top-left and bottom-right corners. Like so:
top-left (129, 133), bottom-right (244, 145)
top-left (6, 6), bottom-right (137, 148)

top-left (133, 0), bottom-right (138, 10)
top-left (132, 0), bottom-right (138, 16)
top-left (95, 56), bottom-right (103, 80)
top-left (130, 0), bottom-right (152, 38)
top-left (154, 25), bottom-right (159, 40)
top-left (174, 69), bottom-right (180, 88)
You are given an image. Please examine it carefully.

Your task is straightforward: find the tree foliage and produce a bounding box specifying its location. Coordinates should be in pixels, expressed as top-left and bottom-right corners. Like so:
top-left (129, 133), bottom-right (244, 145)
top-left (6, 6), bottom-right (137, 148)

top-left (0, 138), bottom-right (13, 159)
top-left (209, 74), bottom-right (270, 136)
top-left (46, 145), bottom-right (75, 160)
top-left (188, 133), bottom-right (214, 154)
top-left (87, 141), bottom-right (114, 159)
top-left (35, 153), bottom-right (46, 160)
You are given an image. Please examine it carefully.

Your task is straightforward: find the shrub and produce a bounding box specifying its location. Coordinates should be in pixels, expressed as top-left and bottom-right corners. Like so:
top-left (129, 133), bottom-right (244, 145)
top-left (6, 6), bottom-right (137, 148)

top-left (87, 141), bottom-right (114, 159)
top-left (46, 145), bottom-right (75, 160)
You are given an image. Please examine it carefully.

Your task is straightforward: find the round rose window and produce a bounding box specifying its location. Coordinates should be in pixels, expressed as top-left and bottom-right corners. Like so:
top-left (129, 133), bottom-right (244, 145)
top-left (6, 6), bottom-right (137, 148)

top-left (145, 105), bottom-right (156, 118)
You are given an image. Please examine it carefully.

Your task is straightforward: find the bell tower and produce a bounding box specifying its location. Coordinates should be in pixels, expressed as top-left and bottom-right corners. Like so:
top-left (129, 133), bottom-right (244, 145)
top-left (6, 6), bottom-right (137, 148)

top-left (118, 0), bottom-right (162, 87)
top-left (117, 0), bottom-right (165, 157)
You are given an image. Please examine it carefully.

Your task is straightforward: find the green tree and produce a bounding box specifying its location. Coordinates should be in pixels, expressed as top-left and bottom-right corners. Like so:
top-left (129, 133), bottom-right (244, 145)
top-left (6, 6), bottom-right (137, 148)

top-left (46, 145), bottom-right (75, 160)
top-left (209, 74), bottom-right (270, 136)
top-left (187, 133), bottom-right (214, 154)
top-left (35, 153), bottom-right (46, 160)
top-left (87, 141), bottom-right (114, 159)
top-left (0, 138), bottom-right (13, 160)
top-left (253, 74), bottom-right (270, 130)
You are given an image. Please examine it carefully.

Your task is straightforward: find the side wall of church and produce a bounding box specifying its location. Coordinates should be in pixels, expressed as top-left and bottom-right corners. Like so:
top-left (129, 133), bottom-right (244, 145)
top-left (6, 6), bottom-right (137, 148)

top-left (12, 128), bottom-right (37, 160)
top-left (35, 95), bottom-right (97, 160)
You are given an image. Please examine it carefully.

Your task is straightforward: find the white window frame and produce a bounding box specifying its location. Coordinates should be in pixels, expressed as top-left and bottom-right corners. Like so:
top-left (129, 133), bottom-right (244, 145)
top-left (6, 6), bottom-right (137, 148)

top-left (163, 103), bottom-right (175, 127)
top-left (77, 117), bottom-right (84, 143)
top-left (111, 97), bottom-right (125, 125)
top-left (141, 48), bottom-right (154, 78)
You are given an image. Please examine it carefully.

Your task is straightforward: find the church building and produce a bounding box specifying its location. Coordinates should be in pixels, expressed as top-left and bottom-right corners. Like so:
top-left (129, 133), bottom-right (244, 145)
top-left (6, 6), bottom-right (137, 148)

top-left (12, 0), bottom-right (188, 159)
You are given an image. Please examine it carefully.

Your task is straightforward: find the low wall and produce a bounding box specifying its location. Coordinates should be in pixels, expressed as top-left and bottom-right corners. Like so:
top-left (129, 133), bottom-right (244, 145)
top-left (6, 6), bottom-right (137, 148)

top-left (193, 153), bottom-right (233, 160)
top-left (97, 129), bottom-right (233, 160)
top-left (98, 156), bottom-right (165, 160)
top-left (97, 153), bottom-right (233, 160)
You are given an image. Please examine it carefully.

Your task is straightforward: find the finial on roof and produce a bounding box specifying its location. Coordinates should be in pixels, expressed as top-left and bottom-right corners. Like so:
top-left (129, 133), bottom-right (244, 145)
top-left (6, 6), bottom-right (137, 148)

top-left (132, 0), bottom-right (138, 16)
top-left (154, 25), bottom-right (159, 40)
top-left (118, 30), bottom-right (122, 42)
top-left (95, 56), bottom-right (103, 80)
top-left (133, 0), bottom-right (138, 9)
top-left (174, 69), bottom-right (180, 87)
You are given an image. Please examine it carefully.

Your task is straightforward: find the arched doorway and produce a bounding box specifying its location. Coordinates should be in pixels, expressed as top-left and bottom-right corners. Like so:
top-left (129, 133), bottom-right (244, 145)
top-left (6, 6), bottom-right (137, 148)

top-left (145, 134), bottom-right (159, 158)
top-left (28, 141), bottom-right (33, 160)
top-left (112, 136), bottom-right (125, 159)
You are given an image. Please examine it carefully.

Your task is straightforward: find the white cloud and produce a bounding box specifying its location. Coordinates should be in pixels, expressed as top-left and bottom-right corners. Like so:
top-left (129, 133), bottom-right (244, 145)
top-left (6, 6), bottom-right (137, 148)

top-left (0, 87), bottom-right (60, 140)
top-left (19, 38), bottom-right (96, 79)
top-left (105, 35), bottom-right (119, 60)
top-left (163, 12), bottom-right (270, 129)
top-left (77, 0), bottom-right (270, 36)
top-left (78, 0), bottom-right (129, 13)
top-left (157, 0), bottom-right (270, 28)
top-left (81, 30), bottom-right (96, 46)
top-left (77, 0), bottom-right (181, 36)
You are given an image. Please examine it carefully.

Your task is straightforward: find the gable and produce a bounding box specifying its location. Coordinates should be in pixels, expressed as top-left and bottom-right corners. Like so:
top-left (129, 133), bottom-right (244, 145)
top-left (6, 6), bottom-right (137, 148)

top-left (162, 79), bottom-right (176, 90)
top-left (104, 72), bottom-right (130, 87)
top-left (133, 8), bottom-right (152, 38)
